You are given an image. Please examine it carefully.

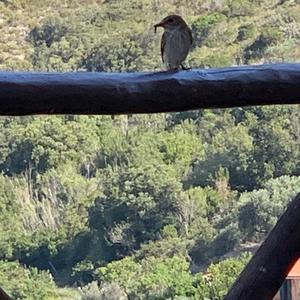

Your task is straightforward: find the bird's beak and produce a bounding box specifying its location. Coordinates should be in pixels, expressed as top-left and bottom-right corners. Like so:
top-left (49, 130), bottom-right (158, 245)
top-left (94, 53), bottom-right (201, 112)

top-left (154, 22), bottom-right (164, 33)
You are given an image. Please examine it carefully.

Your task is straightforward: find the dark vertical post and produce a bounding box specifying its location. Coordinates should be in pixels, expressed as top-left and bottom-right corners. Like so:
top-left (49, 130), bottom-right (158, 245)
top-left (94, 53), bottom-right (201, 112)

top-left (0, 287), bottom-right (12, 300)
top-left (225, 193), bottom-right (300, 300)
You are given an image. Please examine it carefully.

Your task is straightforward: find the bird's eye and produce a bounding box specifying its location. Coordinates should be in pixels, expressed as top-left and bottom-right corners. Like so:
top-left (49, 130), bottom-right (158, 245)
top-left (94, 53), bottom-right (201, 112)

top-left (168, 18), bottom-right (174, 23)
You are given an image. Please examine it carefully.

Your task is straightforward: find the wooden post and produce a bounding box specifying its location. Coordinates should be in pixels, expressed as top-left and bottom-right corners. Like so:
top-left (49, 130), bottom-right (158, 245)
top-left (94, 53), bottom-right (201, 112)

top-left (0, 64), bottom-right (299, 115)
top-left (225, 193), bottom-right (300, 300)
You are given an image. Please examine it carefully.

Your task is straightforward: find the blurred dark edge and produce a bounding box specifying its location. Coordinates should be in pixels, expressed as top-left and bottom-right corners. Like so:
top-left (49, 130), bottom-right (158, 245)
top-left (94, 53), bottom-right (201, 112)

top-left (0, 287), bottom-right (12, 300)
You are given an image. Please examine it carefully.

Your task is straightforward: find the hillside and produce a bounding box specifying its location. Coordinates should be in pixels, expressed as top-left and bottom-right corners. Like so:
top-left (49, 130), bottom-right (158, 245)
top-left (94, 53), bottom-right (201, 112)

top-left (0, 0), bottom-right (299, 299)
top-left (1, 0), bottom-right (300, 71)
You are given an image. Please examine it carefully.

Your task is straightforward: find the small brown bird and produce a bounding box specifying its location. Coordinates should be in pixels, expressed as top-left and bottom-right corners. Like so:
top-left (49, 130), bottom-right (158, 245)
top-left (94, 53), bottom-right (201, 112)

top-left (154, 15), bottom-right (193, 70)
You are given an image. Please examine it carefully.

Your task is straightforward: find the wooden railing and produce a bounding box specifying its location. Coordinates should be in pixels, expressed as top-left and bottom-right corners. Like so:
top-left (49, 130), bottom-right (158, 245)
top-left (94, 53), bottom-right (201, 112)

top-left (0, 64), bottom-right (299, 115)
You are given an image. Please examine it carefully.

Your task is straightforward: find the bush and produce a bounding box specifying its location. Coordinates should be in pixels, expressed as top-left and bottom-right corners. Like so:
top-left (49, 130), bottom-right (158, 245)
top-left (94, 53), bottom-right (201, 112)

top-left (0, 260), bottom-right (58, 299)
top-left (195, 253), bottom-right (251, 300)
top-left (80, 281), bottom-right (127, 300)
top-left (237, 176), bottom-right (300, 241)
top-left (28, 17), bottom-right (71, 47)
top-left (191, 13), bottom-right (227, 46)
top-left (224, 0), bottom-right (256, 17)
top-left (244, 26), bottom-right (284, 63)
top-left (236, 24), bottom-right (256, 41)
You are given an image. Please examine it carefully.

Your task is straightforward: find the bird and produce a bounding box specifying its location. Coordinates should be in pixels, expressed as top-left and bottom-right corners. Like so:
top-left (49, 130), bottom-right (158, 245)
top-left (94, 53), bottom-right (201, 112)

top-left (154, 15), bottom-right (193, 71)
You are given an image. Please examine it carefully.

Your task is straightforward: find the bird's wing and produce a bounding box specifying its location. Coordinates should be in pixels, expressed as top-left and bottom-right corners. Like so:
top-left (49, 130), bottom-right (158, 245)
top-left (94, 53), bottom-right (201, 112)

top-left (161, 32), bottom-right (166, 63)
top-left (188, 27), bottom-right (193, 46)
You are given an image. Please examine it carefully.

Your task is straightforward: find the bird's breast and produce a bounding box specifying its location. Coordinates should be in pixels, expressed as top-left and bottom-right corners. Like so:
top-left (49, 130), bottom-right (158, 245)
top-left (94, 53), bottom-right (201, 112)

top-left (163, 29), bottom-right (191, 68)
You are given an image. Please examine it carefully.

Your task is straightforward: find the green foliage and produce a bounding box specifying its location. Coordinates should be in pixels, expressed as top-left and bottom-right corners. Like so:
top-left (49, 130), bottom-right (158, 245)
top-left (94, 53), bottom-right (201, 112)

top-left (29, 17), bottom-right (71, 47)
top-left (83, 24), bottom-right (157, 72)
top-left (0, 175), bottom-right (24, 258)
top-left (0, 260), bottom-right (58, 299)
top-left (0, 116), bottom-right (101, 175)
top-left (97, 254), bottom-right (251, 299)
top-left (195, 253), bottom-right (251, 299)
top-left (99, 257), bottom-right (141, 293)
top-left (192, 13), bottom-right (226, 46)
top-left (81, 281), bottom-right (128, 300)
top-left (238, 176), bottom-right (300, 241)
top-left (191, 48), bottom-right (235, 67)
top-left (244, 25), bottom-right (284, 63)
top-left (99, 256), bottom-right (196, 299)
top-left (0, 109), bottom-right (297, 297)
top-left (224, 0), bottom-right (256, 17)
top-left (80, 281), bottom-right (111, 300)
top-left (1, 0), bottom-right (299, 71)
top-left (236, 24), bottom-right (256, 41)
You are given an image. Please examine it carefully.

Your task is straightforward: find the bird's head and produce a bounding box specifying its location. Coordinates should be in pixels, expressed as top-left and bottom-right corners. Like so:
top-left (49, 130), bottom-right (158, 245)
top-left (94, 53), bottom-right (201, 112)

top-left (154, 15), bottom-right (187, 33)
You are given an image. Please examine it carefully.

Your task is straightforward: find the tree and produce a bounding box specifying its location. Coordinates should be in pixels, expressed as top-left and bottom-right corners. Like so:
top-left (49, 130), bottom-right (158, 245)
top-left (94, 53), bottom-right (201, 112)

top-left (98, 256), bottom-right (196, 299)
top-left (195, 253), bottom-right (251, 300)
top-left (0, 260), bottom-right (59, 300)
top-left (237, 176), bottom-right (300, 241)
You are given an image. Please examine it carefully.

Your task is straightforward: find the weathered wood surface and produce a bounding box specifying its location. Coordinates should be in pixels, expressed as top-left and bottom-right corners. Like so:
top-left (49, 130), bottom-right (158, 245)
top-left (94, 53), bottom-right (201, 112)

top-left (0, 64), bottom-right (299, 115)
top-left (225, 193), bottom-right (300, 300)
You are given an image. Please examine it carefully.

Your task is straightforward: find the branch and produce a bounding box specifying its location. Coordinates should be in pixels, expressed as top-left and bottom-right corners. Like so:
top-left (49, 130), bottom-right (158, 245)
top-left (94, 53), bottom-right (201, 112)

top-left (225, 193), bottom-right (300, 300)
top-left (0, 63), bottom-right (300, 115)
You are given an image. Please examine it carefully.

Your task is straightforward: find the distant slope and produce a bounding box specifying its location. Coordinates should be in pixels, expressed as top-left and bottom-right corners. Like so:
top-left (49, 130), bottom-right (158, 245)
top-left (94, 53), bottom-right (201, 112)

top-left (0, 0), bottom-right (300, 71)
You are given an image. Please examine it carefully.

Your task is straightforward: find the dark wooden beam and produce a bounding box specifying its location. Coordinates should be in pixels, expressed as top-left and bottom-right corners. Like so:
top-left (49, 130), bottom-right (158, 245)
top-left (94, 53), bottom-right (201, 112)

top-left (0, 63), bottom-right (299, 115)
top-left (225, 193), bottom-right (300, 300)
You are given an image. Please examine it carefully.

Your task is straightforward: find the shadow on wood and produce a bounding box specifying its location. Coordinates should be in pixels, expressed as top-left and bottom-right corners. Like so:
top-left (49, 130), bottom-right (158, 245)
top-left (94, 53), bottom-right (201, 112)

top-left (0, 287), bottom-right (12, 300)
top-left (0, 64), bottom-right (299, 115)
top-left (225, 193), bottom-right (300, 300)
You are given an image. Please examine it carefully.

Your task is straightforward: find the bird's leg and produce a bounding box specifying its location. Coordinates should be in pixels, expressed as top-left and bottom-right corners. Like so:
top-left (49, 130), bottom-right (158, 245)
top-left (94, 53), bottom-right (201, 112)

top-left (180, 64), bottom-right (191, 71)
